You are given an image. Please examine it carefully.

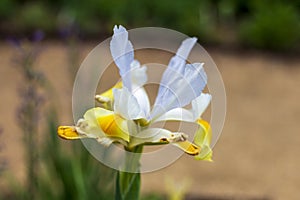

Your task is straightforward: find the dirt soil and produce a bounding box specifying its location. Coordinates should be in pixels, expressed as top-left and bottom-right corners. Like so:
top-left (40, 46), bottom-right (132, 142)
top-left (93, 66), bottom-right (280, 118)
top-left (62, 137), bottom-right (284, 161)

top-left (0, 42), bottom-right (300, 200)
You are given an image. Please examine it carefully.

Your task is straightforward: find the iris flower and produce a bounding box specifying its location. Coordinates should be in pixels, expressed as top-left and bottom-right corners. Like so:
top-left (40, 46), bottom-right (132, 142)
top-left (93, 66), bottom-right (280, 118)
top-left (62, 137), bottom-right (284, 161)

top-left (58, 25), bottom-right (213, 161)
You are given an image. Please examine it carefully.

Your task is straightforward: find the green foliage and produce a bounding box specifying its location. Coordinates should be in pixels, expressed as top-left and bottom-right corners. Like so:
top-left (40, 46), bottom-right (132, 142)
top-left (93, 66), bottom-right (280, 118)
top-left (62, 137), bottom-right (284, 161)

top-left (1, 0), bottom-right (300, 51)
top-left (197, 0), bottom-right (220, 43)
top-left (37, 111), bottom-right (115, 200)
top-left (141, 193), bottom-right (165, 200)
top-left (11, 2), bottom-right (55, 32)
top-left (0, 0), bottom-right (16, 19)
top-left (239, 1), bottom-right (300, 51)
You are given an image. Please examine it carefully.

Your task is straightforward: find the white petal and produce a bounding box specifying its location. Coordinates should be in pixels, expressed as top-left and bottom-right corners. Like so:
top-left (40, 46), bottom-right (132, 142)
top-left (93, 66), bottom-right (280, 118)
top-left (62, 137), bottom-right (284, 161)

top-left (191, 93), bottom-right (211, 119)
top-left (151, 62), bottom-right (207, 119)
top-left (152, 93), bottom-right (211, 123)
top-left (153, 107), bottom-right (193, 122)
top-left (132, 87), bottom-right (150, 118)
top-left (110, 25), bottom-right (134, 90)
top-left (130, 60), bottom-right (151, 115)
top-left (113, 88), bottom-right (145, 120)
top-left (184, 63), bottom-right (207, 95)
top-left (97, 137), bottom-right (114, 147)
top-left (129, 128), bottom-right (188, 148)
top-left (176, 37), bottom-right (197, 63)
top-left (151, 37), bottom-right (208, 119)
top-left (130, 60), bottom-right (147, 87)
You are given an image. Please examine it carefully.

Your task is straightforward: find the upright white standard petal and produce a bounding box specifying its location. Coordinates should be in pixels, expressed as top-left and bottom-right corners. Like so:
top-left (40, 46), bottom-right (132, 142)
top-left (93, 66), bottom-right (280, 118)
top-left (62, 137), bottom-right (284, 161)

top-left (113, 88), bottom-right (145, 120)
top-left (130, 60), bottom-right (147, 87)
top-left (132, 87), bottom-right (150, 119)
top-left (184, 63), bottom-right (207, 96)
top-left (110, 25), bottom-right (134, 90)
top-left (176, 37), bottom-right (198, 66)
top-left (130, 60), bottom-right (150, 116)
top-left (151, 38), bottom-right (208, 120)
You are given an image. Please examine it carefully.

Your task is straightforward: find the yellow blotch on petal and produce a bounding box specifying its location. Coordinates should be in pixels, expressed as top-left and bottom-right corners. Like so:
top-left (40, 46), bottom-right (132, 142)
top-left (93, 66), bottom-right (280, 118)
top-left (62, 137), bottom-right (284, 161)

top-left (57, 126), bottom-right (83, 140)
top-left (173, 141), bottom-right (200, 155)
top-left (97, 114), bottom-right (130, 142)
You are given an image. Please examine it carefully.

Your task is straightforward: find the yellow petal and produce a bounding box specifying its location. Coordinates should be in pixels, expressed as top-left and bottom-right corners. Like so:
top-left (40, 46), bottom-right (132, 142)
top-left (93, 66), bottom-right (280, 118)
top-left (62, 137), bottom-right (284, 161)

top-left (194, 119), bottom-right (213, 161)
top-left (195, 145), bottom-right (213, 161)
top-left (57, 126), bottom-right (84, 140)
top-left (95, 82), bottom-right (123, 110)
top-left (194, 119), bottom-right (212, 147)
top-left (99, 81), bottom-right (122, 101)
top-left (173, 141), bottom-right (200, 155)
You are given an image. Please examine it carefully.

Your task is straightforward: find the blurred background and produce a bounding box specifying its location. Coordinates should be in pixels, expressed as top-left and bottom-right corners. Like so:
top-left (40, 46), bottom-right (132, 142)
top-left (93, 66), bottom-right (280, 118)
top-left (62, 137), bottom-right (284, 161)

top-left (0, 0), bottom-right (300, 199)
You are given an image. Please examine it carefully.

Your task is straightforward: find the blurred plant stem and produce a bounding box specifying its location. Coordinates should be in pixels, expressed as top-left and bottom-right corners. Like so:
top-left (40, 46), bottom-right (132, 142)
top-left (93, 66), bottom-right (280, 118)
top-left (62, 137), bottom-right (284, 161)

top-left (66, 37), bottom-right (80, 81)
top-left (115, 145), bottom-right (143, 200)
top-left (12, 34), bottom-right (45, 199)
top-left (0, 128), bottom-right (6, 175)
top-left (59, 21), bottom-right (81, 82)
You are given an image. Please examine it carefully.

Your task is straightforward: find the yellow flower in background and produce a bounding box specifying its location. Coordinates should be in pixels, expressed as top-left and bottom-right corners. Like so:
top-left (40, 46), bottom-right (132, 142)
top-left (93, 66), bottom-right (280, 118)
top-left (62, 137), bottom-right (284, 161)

top-left (58, 25), bottom-right (213, 161)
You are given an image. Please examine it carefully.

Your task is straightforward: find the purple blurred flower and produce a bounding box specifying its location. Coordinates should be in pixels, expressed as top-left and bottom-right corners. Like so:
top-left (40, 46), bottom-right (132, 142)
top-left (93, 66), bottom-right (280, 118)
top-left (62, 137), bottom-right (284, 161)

top-left (31, 30), bottom-right (45, 42)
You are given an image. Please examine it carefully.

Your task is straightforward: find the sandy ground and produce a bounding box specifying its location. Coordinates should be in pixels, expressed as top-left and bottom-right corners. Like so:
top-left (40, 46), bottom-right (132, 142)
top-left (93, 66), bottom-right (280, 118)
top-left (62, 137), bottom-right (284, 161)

top-left (0, 42), bottom-right (300, 200)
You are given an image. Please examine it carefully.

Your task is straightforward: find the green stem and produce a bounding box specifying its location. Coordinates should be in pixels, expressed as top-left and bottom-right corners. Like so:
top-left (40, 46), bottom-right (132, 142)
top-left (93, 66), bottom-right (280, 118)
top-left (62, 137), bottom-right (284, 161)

top-left (115, 145), bottom-right (143, 200)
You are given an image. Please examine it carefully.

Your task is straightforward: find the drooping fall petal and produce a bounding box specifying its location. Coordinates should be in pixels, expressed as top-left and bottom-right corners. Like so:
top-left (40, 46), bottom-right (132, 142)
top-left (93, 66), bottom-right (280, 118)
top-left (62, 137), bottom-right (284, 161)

top-left (194, 119), bottom-right (213, 161)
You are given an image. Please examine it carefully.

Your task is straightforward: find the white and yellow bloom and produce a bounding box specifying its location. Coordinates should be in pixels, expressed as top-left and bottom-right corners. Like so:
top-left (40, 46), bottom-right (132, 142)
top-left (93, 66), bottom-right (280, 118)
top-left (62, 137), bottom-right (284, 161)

top-left (58, 25), bottom-right (213, 161)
